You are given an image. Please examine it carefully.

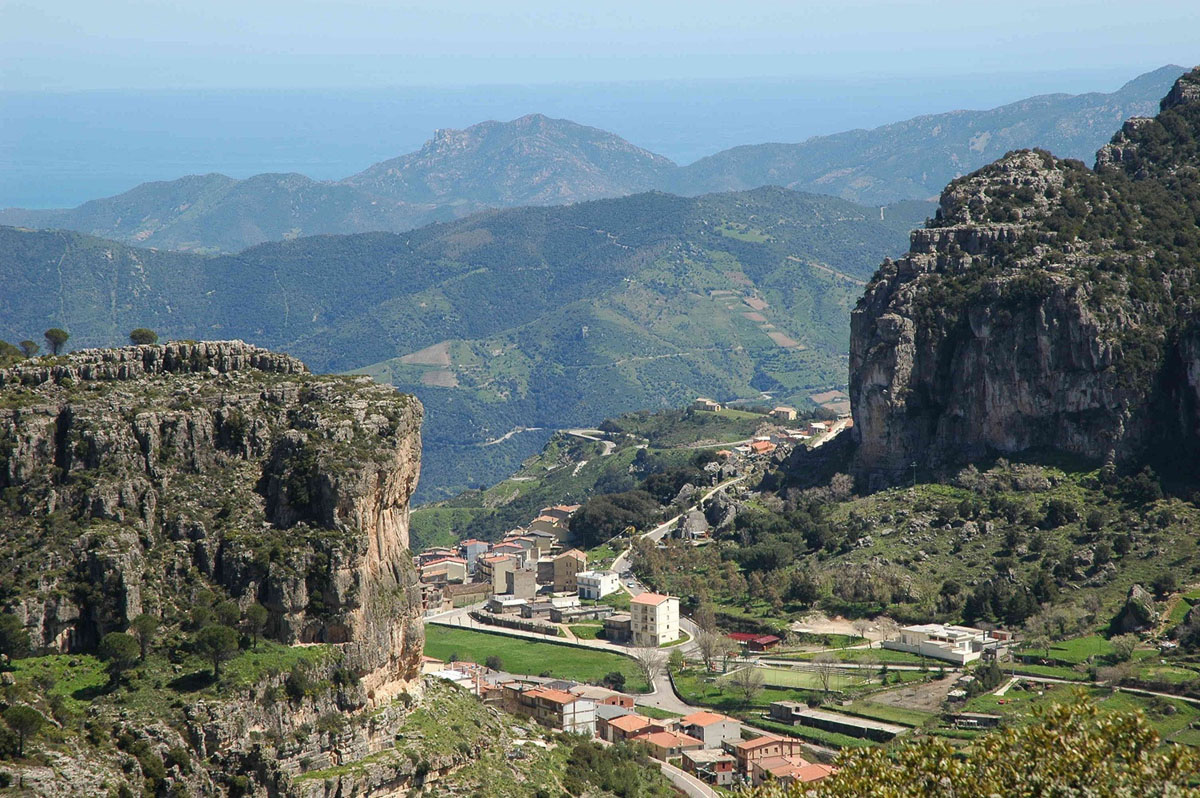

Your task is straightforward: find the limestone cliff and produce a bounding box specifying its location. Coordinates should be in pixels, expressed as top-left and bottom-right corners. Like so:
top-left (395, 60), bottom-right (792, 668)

top-left (0, 340), bottom-right (424, 692)
top-left (849, 67), bottom-right (1200, 488)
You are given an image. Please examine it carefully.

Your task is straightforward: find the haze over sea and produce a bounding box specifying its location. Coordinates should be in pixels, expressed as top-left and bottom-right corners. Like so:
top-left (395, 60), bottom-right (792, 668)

top-left (1, 67), bottom-right (1143, 210)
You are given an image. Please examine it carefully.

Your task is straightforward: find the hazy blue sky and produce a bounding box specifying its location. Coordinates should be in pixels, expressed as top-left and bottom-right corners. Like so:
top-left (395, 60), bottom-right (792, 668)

top-left (3, 0), bottom-right (1197, 90)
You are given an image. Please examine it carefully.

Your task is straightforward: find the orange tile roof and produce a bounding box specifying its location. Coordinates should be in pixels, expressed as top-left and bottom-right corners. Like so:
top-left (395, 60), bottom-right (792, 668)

top-left (734, 734), bottom-right (783, 751)
top-left (632, 730), bottom-right (704, 749)
top-left (630, 592), bottom-right (670, 606)
top-left (422, 556), bottom-right (466, 566)
top-left (525, 688), bottom-right (578, 705)
top-left (557, 549), bottom-right (587, 561)
top-left (681, 711), bottom-right (732, 727)
top-left (608, 714), bottom-right (653, 732)
top-left (792, 763), bottom-right (835, 782)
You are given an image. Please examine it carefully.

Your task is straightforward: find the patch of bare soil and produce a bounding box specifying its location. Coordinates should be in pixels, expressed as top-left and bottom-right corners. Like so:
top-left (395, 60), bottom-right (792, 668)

top-left (866, 677), bottom-right (956, 713)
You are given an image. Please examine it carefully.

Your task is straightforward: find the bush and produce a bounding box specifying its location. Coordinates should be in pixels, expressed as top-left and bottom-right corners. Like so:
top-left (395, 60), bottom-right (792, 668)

top-left (285, 666), bottom-right (316, 701)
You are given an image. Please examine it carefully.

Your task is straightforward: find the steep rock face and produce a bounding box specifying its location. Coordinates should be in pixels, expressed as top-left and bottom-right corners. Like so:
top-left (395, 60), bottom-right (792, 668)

top-left (849, 68), bottom-right (1200, 487)
top-left (0, 340), bottom-right (424, 691)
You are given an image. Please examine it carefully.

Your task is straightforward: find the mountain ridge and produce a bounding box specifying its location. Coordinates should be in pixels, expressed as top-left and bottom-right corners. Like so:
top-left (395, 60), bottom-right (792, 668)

top-left (1, 66), bottom-right (1184, 253)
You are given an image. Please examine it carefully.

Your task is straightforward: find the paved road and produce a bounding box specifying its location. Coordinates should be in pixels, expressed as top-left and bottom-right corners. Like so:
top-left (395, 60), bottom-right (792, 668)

top-left (658, 759), bottom-right (719, 798)
top-left (563, 428), bottom-right (616, 455)
top-left (611, 473), bottom-right (751, 574)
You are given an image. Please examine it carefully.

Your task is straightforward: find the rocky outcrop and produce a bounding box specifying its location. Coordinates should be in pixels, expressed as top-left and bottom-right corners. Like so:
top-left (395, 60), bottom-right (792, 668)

top-left (1113, 584), bottom-right (1159, 633)
top-left (848, 68), bottom-right (1200, 488)
top-left (0, 341), bottom-right (424, 693)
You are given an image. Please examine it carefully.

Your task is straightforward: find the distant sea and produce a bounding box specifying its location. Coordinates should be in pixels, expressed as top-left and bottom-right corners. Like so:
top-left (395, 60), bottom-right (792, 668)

top-left (0, 69), bottom-right (1143, 209)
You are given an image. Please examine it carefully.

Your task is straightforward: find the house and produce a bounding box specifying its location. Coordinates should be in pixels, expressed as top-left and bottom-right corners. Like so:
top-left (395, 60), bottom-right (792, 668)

top-left (604, 613), bottom-right (633, 643)
top-left (541, 504), bottom-right (581, 523)
top-left (420, 556), bottom-right (467, 584)
top-left (809, 421), bottom-right (829, 433)
top-left (576, 570), bottom-right (620, 599)
top-left (553, 549), bottom-right (588, 593)
top-left (678, 711), bottom-right (741, 749)
top-left (630, 593), bottom-right (679, 647)
top-left (771, 406), bottom-right (798, 421)
top-left (600, 712), bottom-right (656, 743)
top-left (882, 623), bottom-right (1006, 665)
top-left (681, 749), bottom-right (737, 787)
top-left (528, 516), bottom-right (567, 538)
top-left (769, 703), bottom-right (906, 742)
top-left (477, 553), bottom-right (517, 594)
top-left (569, 685), bottom-right (632, 707)
top-left (458, 539), bottom-right (490, 572)
top-left (486, 596), bottom-right (528, 615)
top-left (726, 734), bottom-right (809, 776)
top-left (444, 582), bottom-right (489, 607)
top-left (749, 440), bottom-right (776, 456)
top-left (502, 684), bottom-right (596, 735)
top-left (525, 529), bottom-right (559, 554)
top-left (727, 632), bottom-right (781, 652)
top-left (419, 582), bottom-right (448, 614)
top-left (492, 541), bottom-right (527, 566)
top-left (751, 756), bottom-right (834, 787)
top-left (504, 568), bottom-right (538, 599)
top-left (692, 397), bottom-right (722, 412)
top-left (631, 729), bottom-right (704, 761)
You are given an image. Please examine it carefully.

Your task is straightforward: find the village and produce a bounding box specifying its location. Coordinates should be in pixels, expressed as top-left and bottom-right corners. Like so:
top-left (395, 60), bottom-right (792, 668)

top-left (409, 401), bottom-right (1031, 793)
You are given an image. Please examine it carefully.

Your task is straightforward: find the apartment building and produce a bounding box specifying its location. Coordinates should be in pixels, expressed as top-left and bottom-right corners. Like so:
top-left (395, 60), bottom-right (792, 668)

top-left (629, 592), bottom-right (679, 647)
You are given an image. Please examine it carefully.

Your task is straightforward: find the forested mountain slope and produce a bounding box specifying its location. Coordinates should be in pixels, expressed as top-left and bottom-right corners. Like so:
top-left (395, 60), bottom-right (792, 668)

top-left (0, 188), bottom-right (923, 499)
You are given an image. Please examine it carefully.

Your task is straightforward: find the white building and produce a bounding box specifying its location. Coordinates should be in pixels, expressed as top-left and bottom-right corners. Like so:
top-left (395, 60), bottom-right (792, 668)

top-left (882, 623), bottom-right (1004, 665)
top-left (630, 592), bottom-right (680, 647)
top-left (576, 570), bottom-right (620, 599)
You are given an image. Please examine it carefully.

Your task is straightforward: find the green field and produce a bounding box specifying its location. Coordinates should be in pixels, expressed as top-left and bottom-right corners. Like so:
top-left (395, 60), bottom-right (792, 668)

top-left (424, 624), bottom-right (648, 692)
top-left (636, 706), bottom-right (683, 720)
top-left (570, 624), bottom-right (604, 640)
